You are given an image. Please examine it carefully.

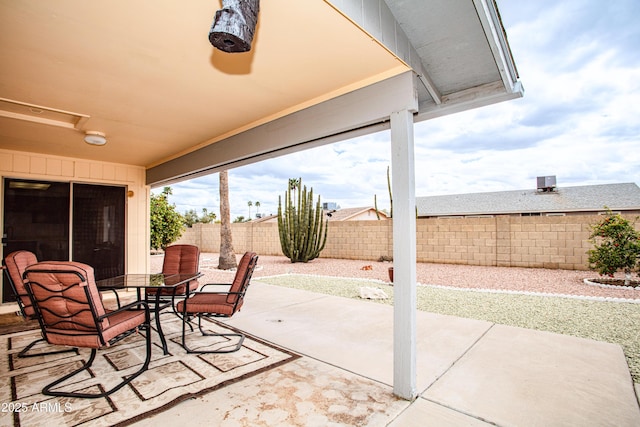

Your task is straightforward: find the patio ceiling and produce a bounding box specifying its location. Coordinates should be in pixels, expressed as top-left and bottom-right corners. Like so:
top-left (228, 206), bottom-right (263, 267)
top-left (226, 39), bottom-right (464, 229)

top-left (0, 0), bottom-right (522, 186)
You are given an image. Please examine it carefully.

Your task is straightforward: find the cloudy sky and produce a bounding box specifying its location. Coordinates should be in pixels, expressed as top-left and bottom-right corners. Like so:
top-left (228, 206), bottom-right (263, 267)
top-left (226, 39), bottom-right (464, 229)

top-left (160, 0), bottom-right (640, 221)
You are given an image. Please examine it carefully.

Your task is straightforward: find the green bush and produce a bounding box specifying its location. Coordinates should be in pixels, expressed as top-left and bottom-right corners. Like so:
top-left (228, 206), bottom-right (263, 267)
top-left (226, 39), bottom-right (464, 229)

top-left (587, 210), bottom-right (640, 285)
top-left (150, 187), bottom-right (184, 250)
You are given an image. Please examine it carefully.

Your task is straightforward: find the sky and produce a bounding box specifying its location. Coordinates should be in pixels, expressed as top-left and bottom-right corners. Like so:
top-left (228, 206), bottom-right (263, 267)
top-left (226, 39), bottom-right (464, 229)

top-left (159, 0), bottom-right (640, 221)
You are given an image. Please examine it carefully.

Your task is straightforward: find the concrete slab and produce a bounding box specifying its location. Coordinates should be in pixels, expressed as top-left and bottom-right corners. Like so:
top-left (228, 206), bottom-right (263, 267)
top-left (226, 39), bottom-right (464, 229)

top-left (132, 282), bottom-right (640, 426)
top-left (228, 283), bottom-right (493, 389)
top-left (389, 398), bottom-right (494, 426)
top-left (132, 357), bottom-right (409, 426)
top-left (423, 324), bottom-right (640, 426)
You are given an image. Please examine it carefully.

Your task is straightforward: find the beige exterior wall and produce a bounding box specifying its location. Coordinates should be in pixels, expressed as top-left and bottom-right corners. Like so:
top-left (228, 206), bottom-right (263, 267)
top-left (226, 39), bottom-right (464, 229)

top-left (176, 214), bottom-right (639, 271)
top-left (0, 148), bottom-right (150, 277)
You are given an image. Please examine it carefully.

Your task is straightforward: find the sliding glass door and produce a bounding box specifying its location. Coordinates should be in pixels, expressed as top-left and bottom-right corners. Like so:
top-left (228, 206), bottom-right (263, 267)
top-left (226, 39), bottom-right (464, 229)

top-left (2, 178), bottom-right (126, 302)
top-left (72, 183), bottom-right (125, 281)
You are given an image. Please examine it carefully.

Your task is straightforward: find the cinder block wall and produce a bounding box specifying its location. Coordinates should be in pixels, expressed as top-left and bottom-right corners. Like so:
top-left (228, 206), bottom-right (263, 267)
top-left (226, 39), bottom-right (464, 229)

top-left (174, 214), bottom-right (637, 271)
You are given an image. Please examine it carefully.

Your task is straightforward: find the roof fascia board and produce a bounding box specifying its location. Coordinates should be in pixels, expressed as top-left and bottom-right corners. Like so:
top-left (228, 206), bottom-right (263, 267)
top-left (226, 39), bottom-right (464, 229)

top-left (327, 0), bottom-right (442, 104)
top-left (473, 0), bottom-right (520, 90)
top-left (146, 71), bottom-right (417, 187)
top-left (414, 80), bottom-right (524, 122)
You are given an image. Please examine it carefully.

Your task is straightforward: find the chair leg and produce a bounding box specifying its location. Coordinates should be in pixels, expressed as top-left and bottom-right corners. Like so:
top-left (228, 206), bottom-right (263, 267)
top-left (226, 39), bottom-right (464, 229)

top-left (42, 325), bottom-right (152, 399)
top-left (181, 315), bottom-right (244, 354)
top-left (18, 337), bottom-right (77, 358)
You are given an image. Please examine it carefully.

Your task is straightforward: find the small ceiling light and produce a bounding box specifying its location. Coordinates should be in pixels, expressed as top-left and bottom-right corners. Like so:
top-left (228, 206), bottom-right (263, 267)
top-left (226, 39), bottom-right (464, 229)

top-left (84, 131), bottom-right (107, 146)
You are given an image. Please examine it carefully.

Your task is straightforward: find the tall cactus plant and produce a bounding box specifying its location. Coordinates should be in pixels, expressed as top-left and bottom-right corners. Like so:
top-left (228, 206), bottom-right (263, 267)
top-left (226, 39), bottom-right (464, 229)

top-left (277, 178), bottom-right (328, 263)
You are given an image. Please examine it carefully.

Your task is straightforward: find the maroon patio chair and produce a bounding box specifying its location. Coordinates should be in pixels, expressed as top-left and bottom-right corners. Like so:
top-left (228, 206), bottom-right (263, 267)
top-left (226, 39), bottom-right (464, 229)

top-left (23, 261), bottom-right (151, 399)
top-left (146, 244), bottom-right (200, 315)
top-left (176, 251), bottom-right (258, 353)
top-left (2, 250), bottom-right (77, 358)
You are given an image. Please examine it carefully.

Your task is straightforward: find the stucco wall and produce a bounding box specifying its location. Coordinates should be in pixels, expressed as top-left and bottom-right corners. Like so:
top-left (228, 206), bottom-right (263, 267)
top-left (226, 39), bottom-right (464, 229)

top-left (0, 148), bottom-right (150, 275)
top-left (175, 214), bottom-right (639, 271)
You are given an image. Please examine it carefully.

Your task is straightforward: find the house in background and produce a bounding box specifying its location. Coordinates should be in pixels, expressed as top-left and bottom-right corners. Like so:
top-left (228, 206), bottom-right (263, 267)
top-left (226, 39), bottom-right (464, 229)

top-left (253, 206), bottom-right (389, 223)
top-left (326, 206), bottom-right (389, 221)
top-left (416, 179), bottom-right (640, 218)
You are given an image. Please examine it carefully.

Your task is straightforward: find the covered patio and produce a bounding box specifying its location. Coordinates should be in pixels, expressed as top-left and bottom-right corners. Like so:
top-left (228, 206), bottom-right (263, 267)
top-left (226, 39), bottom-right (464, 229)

top-left (5, 2), bottom-right (633, 425)
top-left (0, 0), bottom-right (523, 401)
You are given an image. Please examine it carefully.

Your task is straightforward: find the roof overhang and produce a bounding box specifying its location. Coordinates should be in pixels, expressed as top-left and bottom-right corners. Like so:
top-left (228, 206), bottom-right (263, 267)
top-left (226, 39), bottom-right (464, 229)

top-left (0, 0), bottom-right (522, 187)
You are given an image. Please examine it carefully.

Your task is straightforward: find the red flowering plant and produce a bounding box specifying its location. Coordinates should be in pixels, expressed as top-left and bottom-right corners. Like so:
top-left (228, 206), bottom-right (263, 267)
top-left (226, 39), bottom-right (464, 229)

top-left (587, 209), bottom-right (640, 287)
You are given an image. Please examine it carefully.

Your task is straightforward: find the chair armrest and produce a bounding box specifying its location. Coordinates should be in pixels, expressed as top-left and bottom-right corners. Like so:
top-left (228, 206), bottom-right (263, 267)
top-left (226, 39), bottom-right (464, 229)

top-left (199, 283), bottom-right (232, 291)
top-left (98, 300), bottom-right (150, 321)
top-left (190, 290), bottom-right (244, 296)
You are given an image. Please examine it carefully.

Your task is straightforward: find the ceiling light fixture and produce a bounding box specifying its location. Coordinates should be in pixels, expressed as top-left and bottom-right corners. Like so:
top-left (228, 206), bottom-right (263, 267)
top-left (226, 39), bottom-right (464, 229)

top-left (84, 131), bottom-right (107, 146)
top-left (209, 0), bottom-right (260, 53)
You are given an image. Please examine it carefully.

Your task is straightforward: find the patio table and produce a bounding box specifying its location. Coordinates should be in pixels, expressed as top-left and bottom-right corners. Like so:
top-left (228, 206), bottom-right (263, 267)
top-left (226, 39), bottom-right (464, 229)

top-left (96, 273), bottom-right (202, 354)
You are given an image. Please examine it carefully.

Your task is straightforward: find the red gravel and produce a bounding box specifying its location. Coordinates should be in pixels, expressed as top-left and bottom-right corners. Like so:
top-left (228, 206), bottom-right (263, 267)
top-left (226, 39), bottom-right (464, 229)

top-left (151, 253), bottom-right (640, 300)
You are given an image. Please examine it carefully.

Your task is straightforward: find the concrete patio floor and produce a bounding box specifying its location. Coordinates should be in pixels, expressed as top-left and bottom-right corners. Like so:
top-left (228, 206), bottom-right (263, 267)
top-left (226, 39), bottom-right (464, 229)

top-left (133, 282), bottom-right (640, 426)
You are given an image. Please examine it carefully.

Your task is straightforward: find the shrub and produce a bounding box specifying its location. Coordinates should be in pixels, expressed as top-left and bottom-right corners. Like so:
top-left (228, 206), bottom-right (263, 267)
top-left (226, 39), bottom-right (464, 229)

top-left (150, 187), bottom-right (184, 250)
top-left (587, 210), bottom-right (640, 286)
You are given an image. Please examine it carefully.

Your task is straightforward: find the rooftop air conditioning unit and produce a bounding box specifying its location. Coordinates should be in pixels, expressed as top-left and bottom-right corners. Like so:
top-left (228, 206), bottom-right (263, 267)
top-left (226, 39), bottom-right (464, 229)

top-left (537, 175), bottom-right (557, 192)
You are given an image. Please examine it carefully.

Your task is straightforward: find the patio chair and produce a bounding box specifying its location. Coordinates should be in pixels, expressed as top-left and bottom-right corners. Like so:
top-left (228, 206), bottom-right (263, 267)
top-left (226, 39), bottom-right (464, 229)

top-left (176, 251), bottom-right (258, 354)
top-left (23, 261), bottom-right (151, 399)
top-left (146, 244), bottom-right (200, 316)
top-left (2, 250), bottom-right (76, 358)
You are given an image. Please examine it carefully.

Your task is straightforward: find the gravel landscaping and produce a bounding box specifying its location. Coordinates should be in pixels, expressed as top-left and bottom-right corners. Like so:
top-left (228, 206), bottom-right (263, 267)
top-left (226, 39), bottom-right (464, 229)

top-left (152, 253), bottom-right (640, 383)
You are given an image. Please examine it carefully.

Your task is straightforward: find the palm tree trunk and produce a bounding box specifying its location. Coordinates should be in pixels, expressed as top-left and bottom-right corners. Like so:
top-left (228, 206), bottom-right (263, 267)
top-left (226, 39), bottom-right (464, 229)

top-left (218, 170), bottom-right (237, 270)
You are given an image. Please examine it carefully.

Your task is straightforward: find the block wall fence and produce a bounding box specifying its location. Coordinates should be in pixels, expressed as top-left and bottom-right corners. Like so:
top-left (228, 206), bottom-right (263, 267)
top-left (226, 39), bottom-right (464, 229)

top-left (174, 214), bottom-right (639, 271)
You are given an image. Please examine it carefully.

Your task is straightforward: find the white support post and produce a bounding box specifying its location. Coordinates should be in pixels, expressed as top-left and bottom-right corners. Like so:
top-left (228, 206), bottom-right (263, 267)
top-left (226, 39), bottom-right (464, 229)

top-left (390, 108), bottom-right (417, 400)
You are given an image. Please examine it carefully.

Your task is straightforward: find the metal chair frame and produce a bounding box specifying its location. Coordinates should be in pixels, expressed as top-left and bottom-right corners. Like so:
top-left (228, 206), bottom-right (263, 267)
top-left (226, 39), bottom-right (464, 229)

top-left (25, 266), bottom-right (151, 399)
top-left (178, 252), bottom-right (258, 354)
top-left (2, 251), bottom-right (77, 358)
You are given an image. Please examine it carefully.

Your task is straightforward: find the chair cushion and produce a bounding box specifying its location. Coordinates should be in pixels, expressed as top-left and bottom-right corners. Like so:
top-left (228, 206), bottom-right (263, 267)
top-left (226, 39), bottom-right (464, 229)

top-left (44, 308), bottom-right (146, 349)
top-left (161, 245), bottom-right (200, 275)
top-left (24, 261), bottom-right (109, 330)
top-left (176, 293), bottom-right (239, 317)
top-left (227, 252), bottom-right (257, 303)
top-left (4, 250), bottom-right (38, 317)
top-left (148, 245), bottom-right (200, 297)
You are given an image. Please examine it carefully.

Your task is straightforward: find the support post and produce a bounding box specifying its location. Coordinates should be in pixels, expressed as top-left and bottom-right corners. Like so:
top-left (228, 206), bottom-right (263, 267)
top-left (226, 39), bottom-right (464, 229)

top-left (391, 108), bottom-right (417, 400)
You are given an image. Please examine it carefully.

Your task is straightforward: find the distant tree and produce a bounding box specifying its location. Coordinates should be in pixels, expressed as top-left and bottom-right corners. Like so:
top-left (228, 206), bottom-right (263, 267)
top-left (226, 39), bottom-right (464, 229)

top-left (218, 170), bottom-right (237, 270)
top-left (200, 208), bottom-right (216, 224)
top-left (233, 216), bottom-right (246, 223)
top-left (255, 201), bottom-right (261, 217)
top-left (247, 201), bottom-right (253, 219)
top-left (183, 208), bottom-right (216, 227)
top-left (183, 209), bottom-right (199, 227)
top-left (150, 187), bottom-right (184, 250)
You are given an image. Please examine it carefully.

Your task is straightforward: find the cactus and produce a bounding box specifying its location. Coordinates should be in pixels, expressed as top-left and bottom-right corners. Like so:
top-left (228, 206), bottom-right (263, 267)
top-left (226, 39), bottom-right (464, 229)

top-left (277, 178), bottom-right (328, 263)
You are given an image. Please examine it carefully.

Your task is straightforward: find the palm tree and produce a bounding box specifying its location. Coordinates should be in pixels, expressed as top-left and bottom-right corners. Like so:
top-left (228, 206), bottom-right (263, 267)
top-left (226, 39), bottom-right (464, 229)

top-left (255, 201), bottom-right (260, 217)
top-left (247, 200), bottom-right (253, 219)
top-left (218, 170), bottom-right (237, 270)
top-left (288, 178), bottom-right (300, 205)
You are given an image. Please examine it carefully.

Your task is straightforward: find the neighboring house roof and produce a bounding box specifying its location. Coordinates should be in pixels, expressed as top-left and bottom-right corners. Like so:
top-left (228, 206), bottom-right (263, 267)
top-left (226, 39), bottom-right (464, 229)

top-left (325, 207), bottom-right (389, 221)
top-left (251, 207), bottom-right (388, 222)
top-left (251, 214), bottom-right (278, 223)
top-left (416, 183), bottom-right (640, 217)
